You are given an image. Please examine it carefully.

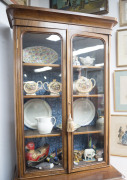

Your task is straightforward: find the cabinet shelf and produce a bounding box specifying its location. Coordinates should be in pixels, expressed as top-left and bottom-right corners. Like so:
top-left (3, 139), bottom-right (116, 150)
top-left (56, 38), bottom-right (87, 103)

top-left (24, 94), bottom-right (103, 98)
top-left (24, 95), bottom-right (61, 99)
top-left (24, 126), bottom-right (102, 138)
top-left (23, 63), bottom-right (60, 68)
top-left (73, 161), bottom-right (104, 169)
top-left (24, 129), bottom-right (62, 138)
top-left (73, 94), bottom-right (104, 98)
top-left (73, 65), bottom-right (104, 69)
top-left (74, 126), bottom-right (103, 135)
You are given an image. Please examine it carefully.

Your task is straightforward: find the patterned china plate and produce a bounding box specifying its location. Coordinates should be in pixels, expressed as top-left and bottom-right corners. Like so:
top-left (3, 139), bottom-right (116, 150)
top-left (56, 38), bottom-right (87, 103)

top-left (23, 46), bottom-right (58, 64)
top-left (73, 98), bottom-right (95, 126)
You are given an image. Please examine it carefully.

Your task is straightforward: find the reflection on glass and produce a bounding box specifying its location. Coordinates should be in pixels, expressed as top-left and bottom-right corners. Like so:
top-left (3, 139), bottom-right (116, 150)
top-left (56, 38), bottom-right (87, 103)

top-left (72, 36), bottom-right (105, 167)
top-left (23, 32), bottom-right (63, 171)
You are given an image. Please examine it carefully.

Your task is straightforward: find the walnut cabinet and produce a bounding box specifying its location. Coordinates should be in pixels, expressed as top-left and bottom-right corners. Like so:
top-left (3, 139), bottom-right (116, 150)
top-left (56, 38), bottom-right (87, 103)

top-left (7, 5), bottom-right (122, 180)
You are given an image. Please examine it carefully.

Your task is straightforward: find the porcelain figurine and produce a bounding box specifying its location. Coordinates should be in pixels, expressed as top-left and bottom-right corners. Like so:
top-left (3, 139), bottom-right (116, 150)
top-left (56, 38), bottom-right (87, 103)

top-left (35, 116), bottom-right (56, 134)
top-left (34, 162), bottom-right (54, 170)
top-left (73, 76), bottom-right (96, 95)
top-left (79, 56), bottom-right (95, 66)
top-left (95, 149), bottom-right (104, 161)
top-left (44, 79), bottom-right (62, 95)
top-left (24, 81), bottom-right (43, 95)
top-left (73, 56), bottom-right (80, 65)
top-left (84, 148), bottom-right (95, 161)
top-left (74, 150), bottom-right (84, 162)
top-left (25, 142), bottom-right (49, 167)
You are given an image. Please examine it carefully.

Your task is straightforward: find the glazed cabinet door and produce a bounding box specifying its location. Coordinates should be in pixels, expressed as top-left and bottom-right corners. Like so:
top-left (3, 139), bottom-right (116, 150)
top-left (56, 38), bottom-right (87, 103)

top-left (15, 27), bottom-right (67, 178)
top-left (67, 30), bottom-right (109, 173)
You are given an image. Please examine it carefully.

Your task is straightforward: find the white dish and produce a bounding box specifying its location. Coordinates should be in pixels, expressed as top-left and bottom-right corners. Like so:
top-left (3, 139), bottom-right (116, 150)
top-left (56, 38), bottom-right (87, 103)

top-left (73, 98), bottom-right (95, 126)
top-left (24, 99), bottom-right (52, 129)
top-left (23, 46), bottom-right (58, 64)
top-left (79, 56), bottom-right (95, 66)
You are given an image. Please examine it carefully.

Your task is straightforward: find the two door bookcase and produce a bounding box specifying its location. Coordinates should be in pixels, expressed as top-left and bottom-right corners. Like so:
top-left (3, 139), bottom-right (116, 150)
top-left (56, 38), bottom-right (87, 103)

top-left (7, 5), bottom-right (121, 180)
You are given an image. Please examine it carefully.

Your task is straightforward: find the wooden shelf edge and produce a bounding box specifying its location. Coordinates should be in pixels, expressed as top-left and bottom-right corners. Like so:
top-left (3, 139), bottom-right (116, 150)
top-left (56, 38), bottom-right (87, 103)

top-left (24, 94), bottom-right (103, 99)
top-left (73, 94), bottom-right (104, 98)
top-left (24, 130), bottom-right (62, 138)
top-left (24, 133), bottom-right (61, 138)
top-left (73, 130), bottom-right (102, 135)
top-left (73, 65), bottom-right (104, 69)
top-left (23, 63), bottom-right (60, 67)
top-left (73, 126), bottom-right (103, 135)
top-left (24, 95), bottom-right (61, 98)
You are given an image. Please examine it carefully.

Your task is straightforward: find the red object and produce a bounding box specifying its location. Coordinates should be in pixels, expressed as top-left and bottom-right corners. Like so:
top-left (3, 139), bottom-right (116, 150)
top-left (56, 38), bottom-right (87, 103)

top-left (25, 142), bottom-right (49, 166)
top-left (26, 142), bottom-right (35, 150)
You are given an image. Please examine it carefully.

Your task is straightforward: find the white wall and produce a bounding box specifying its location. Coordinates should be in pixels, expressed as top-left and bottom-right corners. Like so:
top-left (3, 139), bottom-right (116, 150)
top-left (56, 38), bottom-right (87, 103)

top-left (106, 0), bottom-right (127, 115)
top-left (106, 1), bottom-right (127, 179)
top-left (30, 0), bottom-right (49, 8)
top-left (0, 2), bottom-right (16, 180)
top-left (0, 0), bottom-right (127, 179)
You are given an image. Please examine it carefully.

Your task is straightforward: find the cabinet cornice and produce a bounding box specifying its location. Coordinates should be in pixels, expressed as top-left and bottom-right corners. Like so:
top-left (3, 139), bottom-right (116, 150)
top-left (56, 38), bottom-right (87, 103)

top-left (7, 5), bottom-right (117, 30)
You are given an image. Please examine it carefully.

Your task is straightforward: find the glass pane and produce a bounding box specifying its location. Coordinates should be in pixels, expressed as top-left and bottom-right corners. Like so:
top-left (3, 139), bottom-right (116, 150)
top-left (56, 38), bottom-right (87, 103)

top-left (22, 32), bottom-right (63, 171)
top-left (72, 36), bottom-right (105, 167)
top-left (74, 134), bottom-right (104, 167)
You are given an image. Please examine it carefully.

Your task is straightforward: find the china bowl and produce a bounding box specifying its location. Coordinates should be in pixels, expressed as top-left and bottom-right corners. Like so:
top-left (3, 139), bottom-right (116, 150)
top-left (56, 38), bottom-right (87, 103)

top-left (79, 56), bottom-right (95, 66)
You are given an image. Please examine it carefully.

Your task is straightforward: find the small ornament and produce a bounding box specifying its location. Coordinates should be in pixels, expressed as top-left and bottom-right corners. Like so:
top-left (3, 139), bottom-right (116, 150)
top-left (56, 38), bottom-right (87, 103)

top-left (67, 114), bottom-right (74, 132)
top-left (25, 142), bottom-right (49, 167)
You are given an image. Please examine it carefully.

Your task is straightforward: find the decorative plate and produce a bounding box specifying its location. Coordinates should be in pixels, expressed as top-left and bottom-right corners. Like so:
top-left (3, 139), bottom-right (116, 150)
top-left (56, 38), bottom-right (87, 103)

top-left (23, 46), bottom-right (58, 64)
top-left (24, 99), bottom-right (52, 129)
top-left (73, 98), bottom-right (95, 126)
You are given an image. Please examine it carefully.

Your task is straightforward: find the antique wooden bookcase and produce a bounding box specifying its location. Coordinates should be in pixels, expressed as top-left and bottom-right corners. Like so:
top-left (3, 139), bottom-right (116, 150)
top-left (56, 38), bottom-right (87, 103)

top-left (7, 5), bottom-right (123, 180)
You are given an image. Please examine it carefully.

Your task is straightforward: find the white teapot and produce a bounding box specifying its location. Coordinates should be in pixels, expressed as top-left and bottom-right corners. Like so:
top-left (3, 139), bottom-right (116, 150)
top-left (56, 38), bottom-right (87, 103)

top-left (73, 76), bottom-right (96, 95)
top-left (35, 116), bottom-right (56, 134)
top-left (24, 81), bottom-right (43, 95)
top-left (79, 56), bottom-right (95, 66)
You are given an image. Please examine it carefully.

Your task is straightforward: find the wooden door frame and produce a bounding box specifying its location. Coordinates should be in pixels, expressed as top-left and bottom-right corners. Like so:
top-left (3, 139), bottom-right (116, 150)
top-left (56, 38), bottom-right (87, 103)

top-left (14, 26), bottom-right (67, 178)
top-left (67, 29), bottom-right (109, 173)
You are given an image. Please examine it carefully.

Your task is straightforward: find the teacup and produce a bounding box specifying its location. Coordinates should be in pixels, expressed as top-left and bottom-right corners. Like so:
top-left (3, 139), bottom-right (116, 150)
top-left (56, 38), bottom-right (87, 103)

top-left (35, 116), bottom-right (56, 134)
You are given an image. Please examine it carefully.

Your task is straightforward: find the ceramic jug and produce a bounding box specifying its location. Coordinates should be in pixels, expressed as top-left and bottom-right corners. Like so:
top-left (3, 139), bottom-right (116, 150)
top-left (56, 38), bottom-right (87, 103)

top-left (35, 116), bottom-right (56, 134)
top-left (24, 81), bottom-right (43, 95)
